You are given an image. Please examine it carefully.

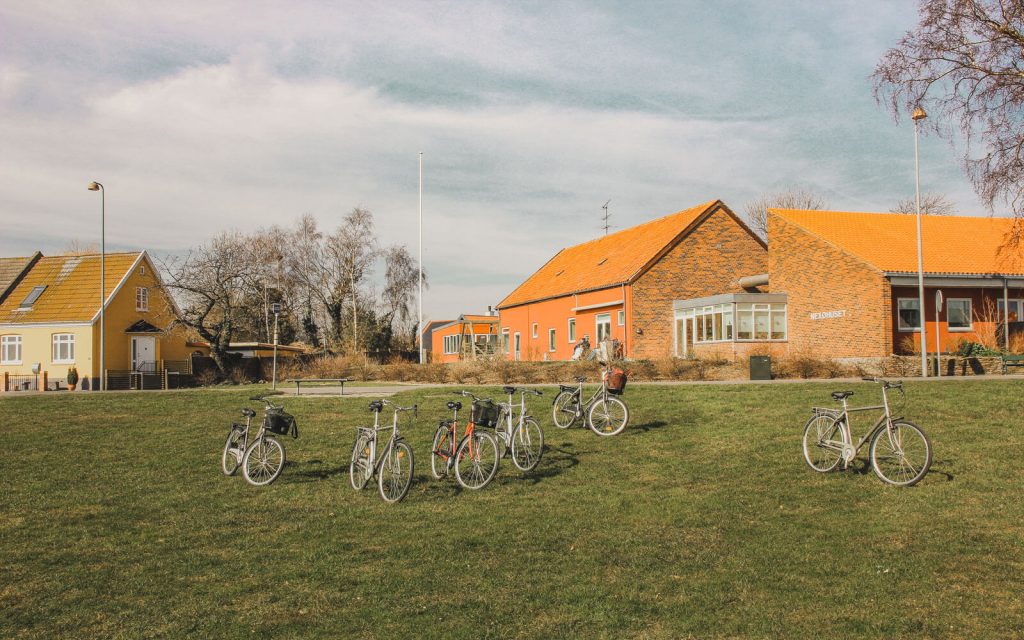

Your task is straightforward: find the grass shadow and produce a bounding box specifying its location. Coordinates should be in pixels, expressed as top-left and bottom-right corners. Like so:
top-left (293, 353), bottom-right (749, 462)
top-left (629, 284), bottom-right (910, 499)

top-left (493, 442), bottom-right (585, 486)
top-left (281, 459), bottom-right (348, 484)
top-left (629, 420), bottom-right (668, 434)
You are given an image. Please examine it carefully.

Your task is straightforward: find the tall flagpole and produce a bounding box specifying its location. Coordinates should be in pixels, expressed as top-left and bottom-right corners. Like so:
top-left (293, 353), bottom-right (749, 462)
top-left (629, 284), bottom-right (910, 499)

top-left (418, 152), bottom-right (424, 364)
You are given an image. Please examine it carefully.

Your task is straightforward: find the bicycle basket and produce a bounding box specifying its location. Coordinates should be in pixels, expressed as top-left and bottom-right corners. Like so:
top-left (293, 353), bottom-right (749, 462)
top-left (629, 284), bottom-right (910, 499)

top-left (471, 399), bottom-right (499, 427)
top-left (606, 368), bottom-right (627, 395)
top-left (264, 408), bottom-right (299, 438)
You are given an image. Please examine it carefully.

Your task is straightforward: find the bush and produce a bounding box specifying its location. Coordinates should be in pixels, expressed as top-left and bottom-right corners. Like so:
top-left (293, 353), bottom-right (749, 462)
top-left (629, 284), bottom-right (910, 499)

top-left (955, 340), bottom-right (1001, 357)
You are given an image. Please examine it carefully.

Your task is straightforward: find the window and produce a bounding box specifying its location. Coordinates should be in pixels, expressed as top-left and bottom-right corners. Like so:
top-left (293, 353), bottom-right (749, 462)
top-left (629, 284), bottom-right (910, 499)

top-left (513, 332), bottom-right (521, 360)
top-left (617, 309), bottom-right (625, 326)
top-left (19, 286), bottom-right (46, 309)
top-left (734, 303), bottom-right (785, 341)
top-left (140, 265), bottom-right (146, 276)
top-left (549, 328), bottom-right (556, 352)
top-left (681, 304), bottom-right (736, 343)
top-left (501, 329), bottom-right (510, 354)
top-left (568, 318), bottom-right (576, 342)
top-left (532, 323), bottom-right (538, 339)
top-left (443, 334), bottom-right (462, 354)
top-left (1, 335), bottom-right (22, 364)
top-left (596, 313), bottom-right (612, 343)
top-left (947, 298), bottom-right (973, 331)
top-left (897, 298), bottom-right (921, 332)
top-left (136, 287), bottom-right (149, 311)
top-left (998, 299), bottom-right (1023, 323)
top-left (52, 333), bottom-right (75, 363)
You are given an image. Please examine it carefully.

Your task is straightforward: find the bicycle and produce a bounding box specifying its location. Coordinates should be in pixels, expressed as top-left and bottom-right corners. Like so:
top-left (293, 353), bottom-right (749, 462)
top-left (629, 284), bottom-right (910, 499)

top-left (349, 399), bottom-right (417, 503)
top-left (430, 397), bottom-right (501, 490)
top-left (492, 387), bottom-right (545, 471)
top-left (802, 377), bottom-right (932, 486)
top-left (221, 394), bottom-right (297, 487)
top-left (551, 367), bottom-right (629, 436)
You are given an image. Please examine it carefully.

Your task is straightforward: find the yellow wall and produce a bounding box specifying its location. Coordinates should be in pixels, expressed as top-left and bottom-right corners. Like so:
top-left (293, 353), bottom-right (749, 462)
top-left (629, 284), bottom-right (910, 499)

top-left (0, 323), bottom-right (95, 387)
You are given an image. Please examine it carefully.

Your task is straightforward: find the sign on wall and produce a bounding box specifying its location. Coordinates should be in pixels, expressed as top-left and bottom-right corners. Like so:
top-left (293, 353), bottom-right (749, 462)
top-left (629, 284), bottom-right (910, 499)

top-left (809, 310), bottom-right (846, 321)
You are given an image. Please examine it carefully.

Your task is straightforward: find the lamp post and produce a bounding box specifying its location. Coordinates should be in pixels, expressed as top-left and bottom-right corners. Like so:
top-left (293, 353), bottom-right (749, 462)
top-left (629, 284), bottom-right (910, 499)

top-left (88, 181), bottom-right (105, 390)
top-left (912, 106), bottom-right (928, 377)
top-left (271, 303), bottom-right (281, 390)
top-left (418, 151), bottom-right (424, 364)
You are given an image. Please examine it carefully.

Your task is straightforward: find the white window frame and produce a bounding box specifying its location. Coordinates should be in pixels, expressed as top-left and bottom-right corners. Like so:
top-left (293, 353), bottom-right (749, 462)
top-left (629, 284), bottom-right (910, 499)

top-left (531, 323), bottom-right (538, 339)
top-left (548, 328), bottom-right (556, 352)
top-left (442, 334), bottom-right (462, 355)
top-left (501, 328), bottom-right (510, 354)
top-left (513, 332), bottom-right (521, 360)
top-left (52, 333), bottom-right (75, 364)
top-left (947, 298), bottom-right (973, 332)
top-left (567, 318), bottom-right (576, 343)
top-left (136, 286), bottom-right (149, 312)
top-left (676, 302), bottom-right (786, 345)
top-left (595, 313), bottom-right (612, 343)
top-left (1, 335), bottom-right (22, 364)
top-left (897, 298), bottom-right (922, 332)
top-left (617, 309), bottom-right (625, 326)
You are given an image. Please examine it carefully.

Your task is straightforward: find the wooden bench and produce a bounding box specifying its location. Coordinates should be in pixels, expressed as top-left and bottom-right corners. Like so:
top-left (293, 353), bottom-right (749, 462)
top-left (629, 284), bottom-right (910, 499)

top-left (1002, 354), bottom-right (1024, 374)
top-left (287, 378), bottom-right (352, 396)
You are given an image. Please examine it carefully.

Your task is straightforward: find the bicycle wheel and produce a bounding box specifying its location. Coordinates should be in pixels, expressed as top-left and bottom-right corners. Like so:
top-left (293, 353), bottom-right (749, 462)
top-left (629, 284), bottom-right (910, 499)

top-left (802, 414), bottom-right (845, 473)
top-left (552, 391), bottom-right (579, 429)
top-left (587, 395), bottom-right (629, 436)
top-left (242, 436), bottom-right (286, 487)
top-left (430, 425), bottom-right (454, 480)
top-left (349, 431), bottom-right (373, 490)
top-left (511, 417), bottom-right (544, 471)
top-left (870, 420), bottom-right (932, 487)
top-left (454, 431), bottom-right (500, 490)
top-left (378, 440), bottom-right (414, 503)
top-left (221, 427), bottom-right (245, 476)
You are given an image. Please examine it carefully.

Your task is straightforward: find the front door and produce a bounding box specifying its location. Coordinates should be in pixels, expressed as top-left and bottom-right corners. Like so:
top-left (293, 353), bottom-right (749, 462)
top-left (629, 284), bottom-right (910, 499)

top-left (131, 336), bottom-right (156, 372)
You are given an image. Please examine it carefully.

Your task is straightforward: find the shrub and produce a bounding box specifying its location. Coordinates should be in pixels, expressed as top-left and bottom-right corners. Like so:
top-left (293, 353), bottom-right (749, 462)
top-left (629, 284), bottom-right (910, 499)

top-left (955, 339), bottom-right (1001, 357)
top-left (194, 368), bottom-right (219, 387)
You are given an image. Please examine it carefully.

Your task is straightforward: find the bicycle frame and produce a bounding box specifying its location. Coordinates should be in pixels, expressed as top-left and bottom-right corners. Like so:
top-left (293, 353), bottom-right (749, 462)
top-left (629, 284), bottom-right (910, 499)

top-left (815, 384), bottom-right (899, 465)
top-left (497, 390), bottom-right (531, 445)
top-left (435, 403), bottom-right (479, 467)
top-left (566, 377), bottom-right (611, 416)
top-left (358, 406), bottom-right (405, 474)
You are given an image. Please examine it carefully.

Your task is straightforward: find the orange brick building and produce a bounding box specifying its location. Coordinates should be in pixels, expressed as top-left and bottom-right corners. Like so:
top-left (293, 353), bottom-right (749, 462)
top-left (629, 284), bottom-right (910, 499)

top-left (496, 200), bottom-right (768, 360)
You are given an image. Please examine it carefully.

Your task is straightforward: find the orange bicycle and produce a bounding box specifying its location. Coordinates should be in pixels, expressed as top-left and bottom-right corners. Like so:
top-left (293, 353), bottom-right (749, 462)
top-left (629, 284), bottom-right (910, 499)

top-left (430, 393), bottom-right (500, 490)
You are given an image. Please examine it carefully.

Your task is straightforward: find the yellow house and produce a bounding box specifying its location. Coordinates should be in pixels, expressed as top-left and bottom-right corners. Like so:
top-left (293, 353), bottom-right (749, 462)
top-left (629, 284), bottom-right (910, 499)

top-left (0, 251), bottom-right (191, 391)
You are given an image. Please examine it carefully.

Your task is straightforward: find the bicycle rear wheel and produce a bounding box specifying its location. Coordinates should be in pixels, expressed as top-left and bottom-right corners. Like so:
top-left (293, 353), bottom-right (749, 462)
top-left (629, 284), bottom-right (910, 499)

top-left (242, 437), bottom-right (286, 486)
top-left (511, 417), bottom-right (544, 471)
top-left (802, 414), bottom-right (844, 473)
top-left (870, 420), bottom-right (932, 487)
top-left (431, 424), bottom-right (454, 480)
top-left (349, 432), bottom-right (373, 490)
top-left (378, 440), bottom-right (414, 503)
top-left (221, 427), bottom-right (245, 476)
top-left (551, 391), bottom-right (578, 429)
top-left (587, 396), bottom-right (629, 436)
top-left (454, 431), bottom-right (500, 490)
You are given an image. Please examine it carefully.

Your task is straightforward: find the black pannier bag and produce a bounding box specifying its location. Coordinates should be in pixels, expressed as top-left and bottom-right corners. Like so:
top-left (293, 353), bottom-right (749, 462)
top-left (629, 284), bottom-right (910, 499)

top-left (606, 368), bottom-right (627, 395)
top-left (471, 399), bottom-right (500, 427)
top-left (264, 408), bottom-right (299, 438)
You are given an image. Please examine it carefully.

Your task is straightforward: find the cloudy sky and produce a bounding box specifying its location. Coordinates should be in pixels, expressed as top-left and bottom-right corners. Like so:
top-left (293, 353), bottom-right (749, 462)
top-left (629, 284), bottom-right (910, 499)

top-left (0, 1), bottom-right (990, 320)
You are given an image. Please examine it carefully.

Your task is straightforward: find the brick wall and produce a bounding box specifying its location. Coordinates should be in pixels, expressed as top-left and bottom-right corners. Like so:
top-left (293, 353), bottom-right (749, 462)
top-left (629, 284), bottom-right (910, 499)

top-left (631, 206), bottom-right (768, 359)
top-left (768, 214), bottom-right (892, 358)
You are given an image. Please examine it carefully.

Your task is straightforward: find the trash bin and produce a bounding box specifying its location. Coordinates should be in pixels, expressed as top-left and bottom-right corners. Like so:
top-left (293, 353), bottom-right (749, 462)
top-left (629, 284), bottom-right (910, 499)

top-left (750, 355), bottom-right (772, 380)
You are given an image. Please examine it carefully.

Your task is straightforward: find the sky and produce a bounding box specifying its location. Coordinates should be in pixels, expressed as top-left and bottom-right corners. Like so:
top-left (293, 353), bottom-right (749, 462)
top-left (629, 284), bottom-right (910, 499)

top-left (0, 1), bottom-right (993, 322)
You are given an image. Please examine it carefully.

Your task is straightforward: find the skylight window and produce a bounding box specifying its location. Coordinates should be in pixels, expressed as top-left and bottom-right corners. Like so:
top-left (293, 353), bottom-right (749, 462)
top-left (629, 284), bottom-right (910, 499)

top-left (597, 258), bottom-right (608, 266)
top-left (555, 269), bottom-right (564, 277)
top-left (19, 286), bottom-right (46, 309)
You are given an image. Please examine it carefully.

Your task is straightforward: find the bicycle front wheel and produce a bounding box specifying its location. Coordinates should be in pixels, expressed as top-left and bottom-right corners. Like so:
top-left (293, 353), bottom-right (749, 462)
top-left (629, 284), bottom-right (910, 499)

top-left (587, 396), bottom-right (629, 436)
top-left (221, 427), bottom-right (245, 476)
top-left (552, 391), bottom-right (578, 429)
top-left (242, 437), bottom-right (286, 487)
top-left (430, 425), bottom-right (453, 480)
top-left (349, 432), bottom-right (373, 490)
top-left (802, 414), bottom-right (844, 473)
top-left (511, 417), bottom-right (544, 471)
top-left (378, 440), bottom-right (414, 503)
top-left (454, 431), bottom-right (500, 490)
top-left (870, 420), bottom-right (932, 487)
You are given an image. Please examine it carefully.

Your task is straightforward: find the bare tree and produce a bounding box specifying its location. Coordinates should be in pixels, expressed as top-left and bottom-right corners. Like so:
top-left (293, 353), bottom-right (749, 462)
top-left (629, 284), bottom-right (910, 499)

top-left (873, 0), bottom-right (1024, 213)
top-left (382, 245), bottom-right (427, 344)
top-left (161, 231), bottom-right (252, 374)
top-left (284, 214), bottom-right (347, 347)
top-left (327, 208), bottom-right (379, 352)
top-left (61, 239), bottom-right (99, 255)
top-left (743, 187), bottom-right (828, 238)
top-left (890, 192), bottom-right (958, 215)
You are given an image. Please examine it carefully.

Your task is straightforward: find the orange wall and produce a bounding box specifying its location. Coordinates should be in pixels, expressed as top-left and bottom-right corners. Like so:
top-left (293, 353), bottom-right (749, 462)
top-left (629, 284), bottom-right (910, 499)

top-left (891, 286), bottom-right (1024, 354)
top-left (430, 320), bottom-right (499, 363)
top-left (498, 287), bottom-right (629, 361)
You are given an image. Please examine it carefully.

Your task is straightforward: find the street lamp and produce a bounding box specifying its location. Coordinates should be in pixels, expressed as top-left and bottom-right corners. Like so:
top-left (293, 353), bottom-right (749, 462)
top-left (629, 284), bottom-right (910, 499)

top-left (418, 151), bottom-right (424, 365)
top-left (88, 181), bottom-right (105, 390)
top-left (271, 303), bottom-right (281, 390)
top-left (912, 106), bottom-right (928, 377)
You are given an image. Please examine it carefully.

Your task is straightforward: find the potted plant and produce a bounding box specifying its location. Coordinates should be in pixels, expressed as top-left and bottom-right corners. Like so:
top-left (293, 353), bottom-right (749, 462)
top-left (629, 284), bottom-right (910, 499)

top-left (66, 366), bottom-right (79, 391)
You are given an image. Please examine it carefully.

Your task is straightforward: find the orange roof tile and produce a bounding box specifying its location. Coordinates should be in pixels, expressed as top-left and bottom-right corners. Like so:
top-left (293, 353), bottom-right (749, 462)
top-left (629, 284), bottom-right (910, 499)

top-left (770, 209), bottom-right (1024, 276)
top-left (0, 252), bottom-right (144, 324)
top-left (498, 200), bottom-right (727, 308)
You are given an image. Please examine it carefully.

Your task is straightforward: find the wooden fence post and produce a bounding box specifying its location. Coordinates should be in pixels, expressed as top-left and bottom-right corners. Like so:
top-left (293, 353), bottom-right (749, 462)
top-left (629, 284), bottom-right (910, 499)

top-left (43, 371), bottom-right (48, 391)
top-left (3, 371), bottom-right (7, 392)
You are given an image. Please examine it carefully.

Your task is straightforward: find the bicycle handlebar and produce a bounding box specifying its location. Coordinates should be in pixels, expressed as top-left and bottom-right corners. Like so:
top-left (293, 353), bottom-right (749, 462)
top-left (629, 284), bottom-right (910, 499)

top-left (862, 377), bottom-right (903, 389)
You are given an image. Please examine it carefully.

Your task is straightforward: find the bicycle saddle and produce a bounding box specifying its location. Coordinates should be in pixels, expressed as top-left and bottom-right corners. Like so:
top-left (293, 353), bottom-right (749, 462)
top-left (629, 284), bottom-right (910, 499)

top-left (447, 400), bottom-right (462, 411)
top-left (368, 400), bottom-right (384, 412)
top-left (502, 386), bottom-right (516, 395)
top-left (559, 384), bottom-right (578, 393)
top-left (574, 376), bottom-right (586, 383)
top-left (831, 391), bottom-right (854, 401)
top-left (241, 408), bottom-right (256, 418)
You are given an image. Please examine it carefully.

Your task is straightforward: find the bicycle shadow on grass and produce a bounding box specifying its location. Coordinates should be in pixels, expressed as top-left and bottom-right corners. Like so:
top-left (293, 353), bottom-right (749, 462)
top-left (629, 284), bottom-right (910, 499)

top-left (628, 420), bottom-right (668, 434)
top-left (280, 459), bottom-right (348, 484)
top-left (491, 442), bottom-right (587, 487)
top-left (846, 457), bottom-right (954, 483)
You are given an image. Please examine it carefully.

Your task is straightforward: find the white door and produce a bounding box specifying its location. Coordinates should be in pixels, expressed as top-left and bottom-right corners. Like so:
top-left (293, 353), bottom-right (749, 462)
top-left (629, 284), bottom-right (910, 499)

top-left (513, 332), bottom-right (521, 361)
top-left (132, 336), bottom-right (156, 371)
top-left (596, 313), bottom-right (612, 343)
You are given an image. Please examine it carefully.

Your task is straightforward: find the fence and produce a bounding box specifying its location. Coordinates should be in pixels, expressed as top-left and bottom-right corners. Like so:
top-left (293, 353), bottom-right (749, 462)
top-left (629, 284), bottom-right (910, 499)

top-left (4, 373), bottom-right (39, 391)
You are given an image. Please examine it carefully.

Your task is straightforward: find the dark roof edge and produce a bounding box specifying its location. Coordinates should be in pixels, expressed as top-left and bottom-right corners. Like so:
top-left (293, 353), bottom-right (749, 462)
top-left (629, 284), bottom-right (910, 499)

top-left (0, 251), bottom-right (43, 305)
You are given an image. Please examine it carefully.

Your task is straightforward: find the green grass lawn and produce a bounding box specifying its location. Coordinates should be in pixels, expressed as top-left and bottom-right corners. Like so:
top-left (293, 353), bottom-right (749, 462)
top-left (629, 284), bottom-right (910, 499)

top-left (2, 380), bottom-right (1023, 639)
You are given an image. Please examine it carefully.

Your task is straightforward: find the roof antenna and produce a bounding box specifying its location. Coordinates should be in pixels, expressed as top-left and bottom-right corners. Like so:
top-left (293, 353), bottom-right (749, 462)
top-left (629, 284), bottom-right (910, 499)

top-left (602, 199), bottom-right (612, 235)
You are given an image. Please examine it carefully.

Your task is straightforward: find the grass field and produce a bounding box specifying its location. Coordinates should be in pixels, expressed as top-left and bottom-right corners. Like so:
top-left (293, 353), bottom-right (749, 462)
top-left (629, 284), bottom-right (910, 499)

top-left (2, 380), bottom-right (1023, 639)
